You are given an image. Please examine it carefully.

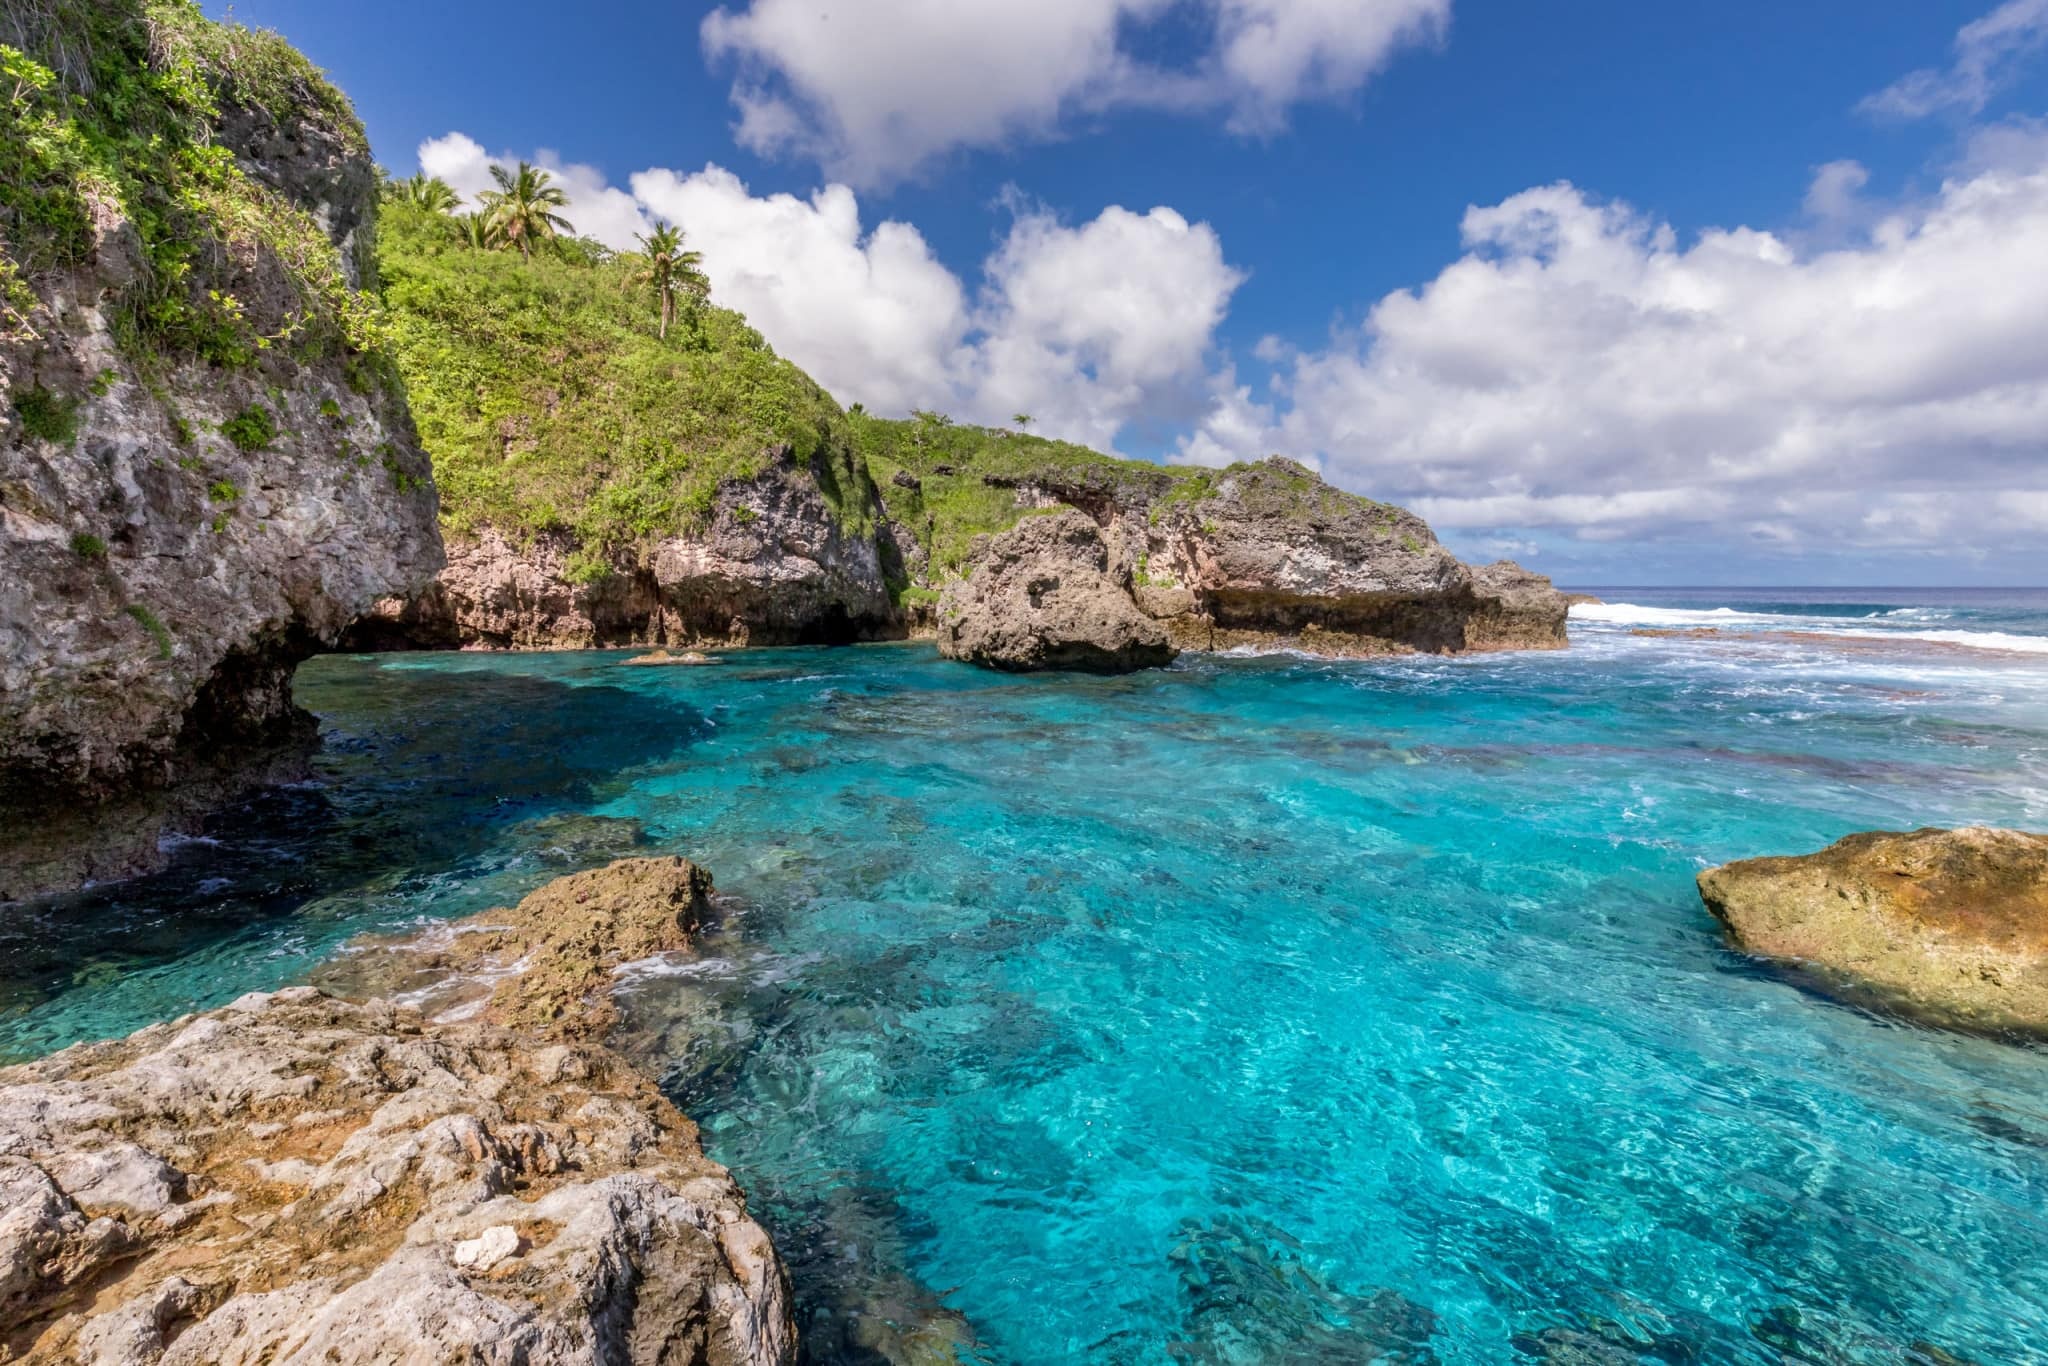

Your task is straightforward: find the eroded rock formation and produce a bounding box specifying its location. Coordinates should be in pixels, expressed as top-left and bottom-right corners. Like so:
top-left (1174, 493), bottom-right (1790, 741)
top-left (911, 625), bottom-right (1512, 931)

top-left (351, 446), bottom-right (893, 651)
top-left (1698, 826), bottom-right (2048, 1036)
top-left (936, 509), bottom-right (1176, 673)
top-left (0, 13), bottom-right (442, 900)
top-left (938, 459), bottom-right (1568, 664)
top-left (0, 857), bottom-right (796, 1364)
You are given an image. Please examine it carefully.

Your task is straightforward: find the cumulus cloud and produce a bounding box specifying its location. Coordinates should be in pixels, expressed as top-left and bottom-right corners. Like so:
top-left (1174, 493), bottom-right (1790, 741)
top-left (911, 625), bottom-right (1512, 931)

top-left (1175, 147), bottom-right (2048, 561)
top-left (415, 136), bottom-right (1242, 453)
top-left (699, 0), bottom-right (1447, 185)
top-left (1860, 0), bottom-right (2048, 120)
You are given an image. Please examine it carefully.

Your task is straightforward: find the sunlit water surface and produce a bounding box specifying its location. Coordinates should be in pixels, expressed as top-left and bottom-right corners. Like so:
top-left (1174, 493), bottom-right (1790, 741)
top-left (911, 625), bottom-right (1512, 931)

top-left (5, 590), bottom-right (2048, 1364)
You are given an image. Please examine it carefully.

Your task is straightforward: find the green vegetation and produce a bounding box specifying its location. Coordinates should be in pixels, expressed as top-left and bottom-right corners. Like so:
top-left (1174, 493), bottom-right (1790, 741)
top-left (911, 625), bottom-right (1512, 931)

top-left (850, 411), bottom-right (1192, 577)
top-left (477, 161), bottom-right (572, 262)
top-left (376, 199), bottom-right (874, 553)
top-left (69, 532), bottom-right (106, 559)
top-left (391, 172), bottom-right (459, 213)
top-left (220, 403), bottom-right (276, 451)
top-left (208, 479), bottom-right (240, 502)
top-left (11, 385), bottom-right (79, 444)
top-left (124, 603), bottom-right (173, 658)
top-left (0, 0), bottom-right (384, 370)
top-left (630, 221), bottom-right (707, 341)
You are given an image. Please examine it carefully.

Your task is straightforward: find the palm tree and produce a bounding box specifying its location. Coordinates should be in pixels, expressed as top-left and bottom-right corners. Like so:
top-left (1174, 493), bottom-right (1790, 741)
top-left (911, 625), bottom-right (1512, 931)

top-left (477, 161), bottom-right (573, 262)
top-left (630, 220), bottom-right (707, 340)
top-left (1012, 413), bottom-right (1034, 432)
top-left (392, 172), bottom-right (460, 213)
top-left (456, 212), bottom-right (495, 250)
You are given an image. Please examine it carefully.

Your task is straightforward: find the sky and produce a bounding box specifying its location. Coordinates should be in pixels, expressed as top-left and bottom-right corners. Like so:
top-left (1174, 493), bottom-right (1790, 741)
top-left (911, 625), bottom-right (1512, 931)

top-left (204, 0), bottom-right (2048, 585)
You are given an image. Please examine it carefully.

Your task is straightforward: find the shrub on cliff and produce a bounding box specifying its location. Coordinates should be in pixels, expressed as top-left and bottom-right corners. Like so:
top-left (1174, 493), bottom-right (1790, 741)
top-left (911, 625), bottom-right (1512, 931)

top-left (376, 200), bottom-right (875, 568)
top-left (0, 0), bottom-right (385, 372)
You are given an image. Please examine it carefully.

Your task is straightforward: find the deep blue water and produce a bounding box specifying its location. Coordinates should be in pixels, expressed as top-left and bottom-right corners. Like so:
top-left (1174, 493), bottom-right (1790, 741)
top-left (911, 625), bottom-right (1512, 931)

top-left (5, 594), bottom-right (2048, 1364)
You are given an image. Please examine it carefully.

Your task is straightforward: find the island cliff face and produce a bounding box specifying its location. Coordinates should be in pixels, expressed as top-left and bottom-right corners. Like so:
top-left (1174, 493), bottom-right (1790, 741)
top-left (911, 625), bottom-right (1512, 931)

top-left (0, 4), bottom-right (442, 900)
top-left (350, 445), bottom-right (894, 651)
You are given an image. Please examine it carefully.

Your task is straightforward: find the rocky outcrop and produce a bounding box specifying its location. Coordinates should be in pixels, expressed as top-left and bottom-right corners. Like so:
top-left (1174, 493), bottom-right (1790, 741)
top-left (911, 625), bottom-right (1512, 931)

top-left (1698, 827), bottom-right (2048, 1036)
top-left (931, 458), bottom-right (1568, 660)
top-left (1127, 459), bottom-right (1566, 656)
top-left (352, 446), bottom-right (893, 651)
top-left (0, 857), bottom-right (796, 1364)
top-left (0, 12), bottom-right (442, 901)
top-left (936, 510), bottom-right (1176, 673)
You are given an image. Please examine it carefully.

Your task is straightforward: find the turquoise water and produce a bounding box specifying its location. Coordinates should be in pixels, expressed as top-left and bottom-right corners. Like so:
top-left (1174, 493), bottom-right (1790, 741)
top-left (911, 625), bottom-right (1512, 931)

top-left (6, 595), bottom-right (2048, 1363)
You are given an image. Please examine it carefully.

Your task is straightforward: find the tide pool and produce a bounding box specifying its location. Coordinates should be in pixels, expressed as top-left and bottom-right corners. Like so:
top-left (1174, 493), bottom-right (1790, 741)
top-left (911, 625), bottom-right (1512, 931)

top-left (4, 614), bottom-right (2048, 1363)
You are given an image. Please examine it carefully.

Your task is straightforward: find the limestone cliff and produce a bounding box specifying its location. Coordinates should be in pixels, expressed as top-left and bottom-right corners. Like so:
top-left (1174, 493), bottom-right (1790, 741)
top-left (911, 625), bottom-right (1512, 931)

top-left (351, 444), bottom-right (894, 650)
top-left (0, 3), bottom-right (442, 900)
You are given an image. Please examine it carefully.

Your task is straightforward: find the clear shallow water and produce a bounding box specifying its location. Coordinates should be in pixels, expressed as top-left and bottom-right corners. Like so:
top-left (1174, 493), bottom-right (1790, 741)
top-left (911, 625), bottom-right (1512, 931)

top-left (6, 598), bottom-right (2048, 1363)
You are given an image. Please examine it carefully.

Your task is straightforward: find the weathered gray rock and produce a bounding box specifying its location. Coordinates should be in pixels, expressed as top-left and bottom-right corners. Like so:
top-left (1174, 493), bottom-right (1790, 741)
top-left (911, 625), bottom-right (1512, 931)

top-left (930, 457), bottom-right (1568, 660)
top-left (0, 29), bottom-right (442, 901)
top-left (0, 859), bottom-right (796, 1364)
top-left (1698, 826), bottom-right (2048, 1036)
top-left (353, 446), bottom-right (894, 651)
top-left (936, 510), bottom-right (1176, 673)
top-left (1129, 459), bottom-right (1568, 656)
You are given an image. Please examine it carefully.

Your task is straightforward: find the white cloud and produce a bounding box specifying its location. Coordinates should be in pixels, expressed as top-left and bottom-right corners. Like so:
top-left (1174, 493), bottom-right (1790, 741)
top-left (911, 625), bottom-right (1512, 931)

top-left (631, 167), bottom-right (970, 416)
top-left (699, 0), bottom-right (1447, 186)
top-left (418, 137), bottom-right (1241, 453)
top-left (1177, 148), bottom-right (2048, 560)
top-left (1860, 0), bottom-right (2048, 120)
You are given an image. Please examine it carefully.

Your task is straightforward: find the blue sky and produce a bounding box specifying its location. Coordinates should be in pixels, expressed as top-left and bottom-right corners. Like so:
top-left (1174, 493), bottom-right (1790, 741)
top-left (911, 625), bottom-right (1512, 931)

top-left (208, 0), bottom-right (2048, 584)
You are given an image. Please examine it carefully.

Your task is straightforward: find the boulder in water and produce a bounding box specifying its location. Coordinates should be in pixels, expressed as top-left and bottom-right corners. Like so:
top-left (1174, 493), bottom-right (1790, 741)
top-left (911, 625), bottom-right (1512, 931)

top-left (937, 510), bottom-right (1176, 673)
top-left (1698, 826), bottom-right (2048, 1036)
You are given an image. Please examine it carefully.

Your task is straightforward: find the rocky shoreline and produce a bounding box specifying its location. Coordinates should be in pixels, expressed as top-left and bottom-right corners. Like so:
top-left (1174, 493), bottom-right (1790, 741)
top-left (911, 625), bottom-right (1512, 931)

top-left (0, 857), bottom-right (796, 1365)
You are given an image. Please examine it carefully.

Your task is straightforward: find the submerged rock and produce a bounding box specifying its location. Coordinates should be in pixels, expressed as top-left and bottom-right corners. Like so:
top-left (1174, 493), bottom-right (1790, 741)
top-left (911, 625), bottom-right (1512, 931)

top-left (936, 510), bottom-right (1177, 673)
top-left (0, 858), bottom-right (795, 1363)
top-left (1698, 827), bottom-right (2048, 1036)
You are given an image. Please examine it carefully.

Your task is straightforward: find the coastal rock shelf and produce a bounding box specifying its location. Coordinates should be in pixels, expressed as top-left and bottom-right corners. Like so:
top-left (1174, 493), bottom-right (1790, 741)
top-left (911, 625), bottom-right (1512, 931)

top-left (0, 858), bottom-right (796, 1364)
top-left (1699, 826), bottom-right (2048, 1036)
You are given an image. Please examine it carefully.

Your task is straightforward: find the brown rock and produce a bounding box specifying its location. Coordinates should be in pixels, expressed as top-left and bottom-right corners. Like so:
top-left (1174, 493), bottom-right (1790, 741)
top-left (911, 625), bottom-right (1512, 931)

top-left (353, 446), bottom-right (898, 652)
top-left (0, 858), bottom-right (796, 1364)
top-left (1697, 827), bottom-right (2048, 1036)
top-left (936, 510), bottom-right (1176, 673)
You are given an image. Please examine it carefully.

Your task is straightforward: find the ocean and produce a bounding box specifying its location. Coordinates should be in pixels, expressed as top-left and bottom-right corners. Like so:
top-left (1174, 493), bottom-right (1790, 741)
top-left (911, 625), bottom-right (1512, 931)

top-left (3, 588), bottom-right (2046, 1363)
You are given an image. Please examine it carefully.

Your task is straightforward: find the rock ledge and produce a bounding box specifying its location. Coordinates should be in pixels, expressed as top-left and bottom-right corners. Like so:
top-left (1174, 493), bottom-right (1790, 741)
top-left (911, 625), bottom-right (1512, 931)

top-left (0, 858), bottom-right (795, 1364)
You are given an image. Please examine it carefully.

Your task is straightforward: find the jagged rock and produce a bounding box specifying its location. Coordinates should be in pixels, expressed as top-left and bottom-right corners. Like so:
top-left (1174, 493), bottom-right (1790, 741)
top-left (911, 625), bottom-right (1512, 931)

top-left (1698, 827), bottom-right (2048, 1036)
top-left (1128, 458), bottom-right (1567, 656)
top-left (0, 13), bottom-right (442, 901)
top-left (1465, 560), bottom-right (1572, 651)
top-left (936, 510), bottom-right (1176, 673)
top-left (0, 858), bottom-right (796, 1364)
top-left (353, 446), bottom-right (895, 651)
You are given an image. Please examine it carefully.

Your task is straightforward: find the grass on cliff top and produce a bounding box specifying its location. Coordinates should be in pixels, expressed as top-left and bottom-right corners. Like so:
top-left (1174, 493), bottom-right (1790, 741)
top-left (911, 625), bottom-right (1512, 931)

top-left (0, 0), bottom-right (380, 368)
top-left (377, 202), bottom-right (874, 573)
top-left (852, 412), bottom-right (1406, 577)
